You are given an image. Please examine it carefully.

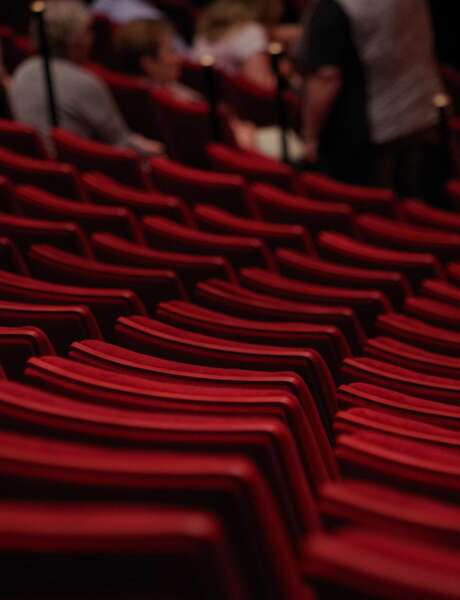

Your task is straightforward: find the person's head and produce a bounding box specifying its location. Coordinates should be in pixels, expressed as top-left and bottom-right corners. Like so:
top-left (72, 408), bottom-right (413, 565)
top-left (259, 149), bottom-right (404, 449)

top-left (32, 0), bottom-right (92, 63)
top-left (113, 19), bottom-right (181, 85)
top-left (197, 0), bottom-right (282, 42)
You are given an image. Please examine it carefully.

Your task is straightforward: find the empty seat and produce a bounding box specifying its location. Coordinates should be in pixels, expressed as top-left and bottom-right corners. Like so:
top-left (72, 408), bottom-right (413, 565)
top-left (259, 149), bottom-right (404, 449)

top-left (115, 316), bottom-right (337, 436)
top-left (334, 406), bottom-right (460, 449)
top-left (0, 118), bottom-right (49, 159)
top-left (0, 236), bottom-right (28, 275)
top-left (338, 382), bottom-right (460, 431)
top-left (318, 231), bottom-right (442, 287)
top-left (0, 147), bottom-right (84, 199)
top-left (320, 478), bottom-right (460, 552)
top-left (0, 501), bottom-right (248, 600)
top-left (92, 232), bottom-right (238, 292)
top-left (195, 279), bottom-right (366, 354)
top-left (240, 268), bottom-right (391, 334)
top-left (356, 213), bottom-right (460, 261)
top-left (52, 128), bottom-right (150, 189)
top-left (341, 356), bottom-right (460, 404)
top-left (195, 204), bottom-right (313, 252)
top-left (143, 216), bottom-right (277, 271)
top-left (13, 184), bottom-right (144, 243)
top-left (0, 326), bottom-right (55, 379)
top-left (150, 156), bottom-right (250, 215)
top-left (305, 528), bottom-right (460, 599)
top-left (0, 429), bottom-right (307, 600)
top-left (5, 370), bottom-right (316, 550)
top-left (447, 262), bottom-right (460, 286)
top-left (68, 338), bottom-right (336, 482)
top-left (82, 171), bottom-right (193, 224)
top-left (405, 296), bottom-right (460, 331)
top-left (401, 197), bottom-right (460, 233)
top-left (335, 430), bottom-right (460, 502)
top-left (28, 244), bottom-right (187, 312)
top-left (0, 269), bottom-right (146, 340)
top-left (156, 299), bottom-right (350, 381)
top-left (364, 337), bottom-right (460, 380)
top-left (377, 313), bottom-right (460, 356)
top-left (248, 183), bottom-right (354, 235)
top-left (0, 212), bottom-right (92, 257)
top-left (0, 301), bottom-right (101, 354)
top-left (421, 278), bottom-right (460, 306)
top-left (207, 143), bottom-right (295, 190)
top-left (297, 171), bottom-right (396, 215)
top-left (277, 248), bottom-right (410, 309)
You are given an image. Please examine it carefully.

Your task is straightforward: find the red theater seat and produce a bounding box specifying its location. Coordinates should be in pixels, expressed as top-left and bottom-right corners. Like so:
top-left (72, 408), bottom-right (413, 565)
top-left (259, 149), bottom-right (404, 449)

top-left (156, 299), bottom-right (350, 381)
top-left (143, 216), bottom-right (277, 271)
top-left (194, 204), bottom-right (313, 252)
top-left (149, 156), bottom-right (250, 215)
top-left (0, 326), bottom-right (55, 379)
top-left (356, 213), bottom-right (460, 262)
top-left (28, 244), bottom-right (187, 312)
top-left (0, 269), bottom-right (147, 340)
top-left (195, 279), bottom-right (365, 354)
top-left (82, 171), bottom-right (193, 224)
top-left (0, 147), bottom-right (84, 199)
top-left (364, 337), bottom-right (460, 379)
top-left (240, 267), bottom-right (391, 334)
top-left (0, 429), bottom-right (308, 600)
top-left (248, 183), bottom-right (354, 235)
top-left (92, 232), bottom-right (237, 292)
top-left (52, 128), bottom-right (150, 189)
top-left (297, 171), bottom-right (396, 215)
top-left (0, 236), bottom-right (28, 274)
top-left (421, 278), bottom-right (460, 305)
top-left (207, 143), bottom-right (295, 190)
top-left (405, 295), bottom-right (460, 331)
top-left (0, 212), bottom-right (91, 257)
top-left (114, 316), bottom-right (337, 435)
top-left (13, 184), bottom-right (144, 243)
top-left (0, 501), bottom-right (248, 600)
top-left (401, 197), bottom-right (460, 233)
top-left (0, 301), bottom-right (101, 354)
top-left (277, 248), bottom-right (410, 309)
top-left (318, 231), bottom-right (442, 287)
top-left (0, 119), bottom-right (49, 159)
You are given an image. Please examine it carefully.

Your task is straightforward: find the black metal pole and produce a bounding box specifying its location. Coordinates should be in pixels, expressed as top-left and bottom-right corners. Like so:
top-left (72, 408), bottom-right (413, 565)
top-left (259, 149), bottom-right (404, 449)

top-left (433, 92), bottom-right (453, 207)
top-left (201, 54), bottom-right (220, 142)
top-left (269, 41), bottom-right (289, 165)
top-left (31, 1), bottom-right (59, 128)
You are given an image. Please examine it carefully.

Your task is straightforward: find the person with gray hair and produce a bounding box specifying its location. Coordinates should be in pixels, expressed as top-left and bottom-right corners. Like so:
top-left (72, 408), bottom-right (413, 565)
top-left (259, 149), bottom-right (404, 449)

top-left (9, 0), bottom-right (163, 154)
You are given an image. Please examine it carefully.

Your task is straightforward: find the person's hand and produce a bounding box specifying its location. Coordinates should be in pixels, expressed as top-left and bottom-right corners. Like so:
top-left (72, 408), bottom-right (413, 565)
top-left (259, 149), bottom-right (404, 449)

top-left (303, 138), bottom-right (319, 164)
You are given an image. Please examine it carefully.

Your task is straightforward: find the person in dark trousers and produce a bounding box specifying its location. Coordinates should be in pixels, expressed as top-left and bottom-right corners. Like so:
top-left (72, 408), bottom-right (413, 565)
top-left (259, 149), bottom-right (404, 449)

top-left (300, 0), bottom-right (445, 200)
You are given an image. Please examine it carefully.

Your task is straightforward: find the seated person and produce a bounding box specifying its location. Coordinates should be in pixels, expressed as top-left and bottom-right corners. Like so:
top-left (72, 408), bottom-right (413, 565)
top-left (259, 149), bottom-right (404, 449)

top-left (9, 0), bottom-right (162, 155)
top-left (113, 18), bottom-right (305, 160)
top-left (191, 0), bottom-right (282, 89)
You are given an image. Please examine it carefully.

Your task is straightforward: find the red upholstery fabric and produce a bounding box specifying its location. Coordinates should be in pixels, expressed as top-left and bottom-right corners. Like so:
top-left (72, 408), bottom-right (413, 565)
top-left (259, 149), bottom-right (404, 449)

top-left (0, 119), bottom-right (49, 159)
top-left (0, 325), bottom-right (55, 379)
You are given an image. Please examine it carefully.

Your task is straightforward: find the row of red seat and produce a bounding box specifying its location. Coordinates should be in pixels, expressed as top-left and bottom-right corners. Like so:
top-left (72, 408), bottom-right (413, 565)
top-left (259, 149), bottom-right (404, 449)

top-left (2, 123), bottom-right (460, 597)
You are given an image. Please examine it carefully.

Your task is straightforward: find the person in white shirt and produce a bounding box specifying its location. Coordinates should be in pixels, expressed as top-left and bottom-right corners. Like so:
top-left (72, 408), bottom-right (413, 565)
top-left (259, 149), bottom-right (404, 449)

top-left (91, 0), bottom-right (163, 24)
top-left (191, 0), bottom-right (283, 90)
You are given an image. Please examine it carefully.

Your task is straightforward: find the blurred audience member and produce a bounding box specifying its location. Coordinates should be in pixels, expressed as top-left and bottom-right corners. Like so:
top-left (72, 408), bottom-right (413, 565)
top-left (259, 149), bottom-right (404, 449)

top-left (191, 0), bottom-right (283, 89)
top-left (91, 0), bottom-right (163, 24)
top-left (301, 0), bottom-right (445, 199)
top-left (9, 0), bottom-right (162, 155)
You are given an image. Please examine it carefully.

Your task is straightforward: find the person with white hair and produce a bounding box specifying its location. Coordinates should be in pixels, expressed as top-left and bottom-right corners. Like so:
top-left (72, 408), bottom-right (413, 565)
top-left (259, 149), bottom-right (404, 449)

top-left (9, 0), bottom-right (163, 154)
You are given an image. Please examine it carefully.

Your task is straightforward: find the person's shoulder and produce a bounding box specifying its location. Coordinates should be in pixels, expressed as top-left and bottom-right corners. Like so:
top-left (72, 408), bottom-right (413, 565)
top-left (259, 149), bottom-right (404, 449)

top-left (11, 56), bottom-right (40, 82)
top-left (61, 62), bottom-right (108, 94)
top-left (235, 21), bottom-right (267, 42)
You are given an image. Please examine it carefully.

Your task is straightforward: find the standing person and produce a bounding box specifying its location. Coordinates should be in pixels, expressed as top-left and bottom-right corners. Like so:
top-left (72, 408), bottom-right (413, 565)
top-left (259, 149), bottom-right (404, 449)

top-left (301, 0), bottom-right (445, 198)
top-left (9, 0), bottom-right (162, 155)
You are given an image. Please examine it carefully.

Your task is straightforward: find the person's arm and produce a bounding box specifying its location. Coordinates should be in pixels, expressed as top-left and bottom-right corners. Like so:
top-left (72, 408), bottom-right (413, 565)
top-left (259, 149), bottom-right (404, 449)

top-left (300, 0), bottom-right (349, 162)
top-left (241, 52), bottom-right (275, 90)
top-left (303, 65), bottom-right (342, 162)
